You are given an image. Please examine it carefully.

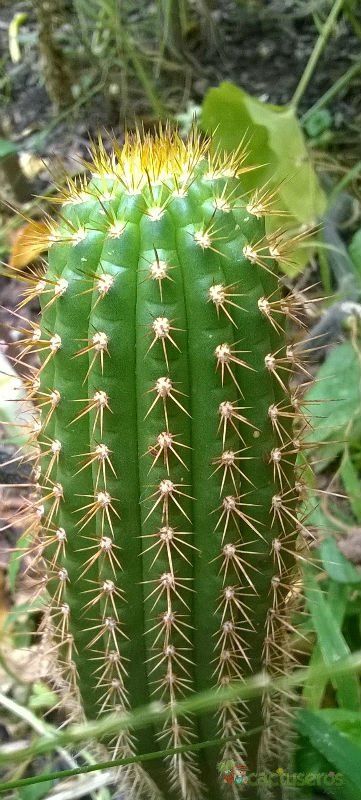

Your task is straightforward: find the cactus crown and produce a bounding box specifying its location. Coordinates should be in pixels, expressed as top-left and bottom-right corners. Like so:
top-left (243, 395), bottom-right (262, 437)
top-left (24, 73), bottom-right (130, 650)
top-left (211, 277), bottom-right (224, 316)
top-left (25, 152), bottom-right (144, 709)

top-left (15, 126), bottom-right (309, 800)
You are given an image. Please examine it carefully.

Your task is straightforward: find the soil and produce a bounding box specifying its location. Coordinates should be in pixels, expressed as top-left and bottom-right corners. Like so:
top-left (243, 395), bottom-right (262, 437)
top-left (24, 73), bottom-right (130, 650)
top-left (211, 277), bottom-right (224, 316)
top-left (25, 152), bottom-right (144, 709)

top-left (0, 1), bottom-right (360, 162)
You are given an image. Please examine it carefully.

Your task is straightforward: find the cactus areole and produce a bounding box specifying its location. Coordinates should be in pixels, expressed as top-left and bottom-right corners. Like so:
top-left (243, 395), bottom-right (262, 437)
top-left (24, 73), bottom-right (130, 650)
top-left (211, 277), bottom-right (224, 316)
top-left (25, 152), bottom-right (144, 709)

top-left (22, 128), bottom-right (307, 799)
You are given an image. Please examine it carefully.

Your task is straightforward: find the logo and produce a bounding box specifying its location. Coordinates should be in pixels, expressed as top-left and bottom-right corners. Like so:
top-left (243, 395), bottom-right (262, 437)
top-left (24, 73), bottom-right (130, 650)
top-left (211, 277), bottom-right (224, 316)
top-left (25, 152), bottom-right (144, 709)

top-left (216, 760), bottom-right (344, 789)
top-left (218, 759), bottom-right (248, 785)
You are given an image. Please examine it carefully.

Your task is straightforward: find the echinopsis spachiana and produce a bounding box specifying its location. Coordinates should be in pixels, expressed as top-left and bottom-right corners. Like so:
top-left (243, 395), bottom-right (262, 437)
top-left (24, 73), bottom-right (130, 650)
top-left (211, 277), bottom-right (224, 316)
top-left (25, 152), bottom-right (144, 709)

top-left (6, 126), bottom-right (315, 799)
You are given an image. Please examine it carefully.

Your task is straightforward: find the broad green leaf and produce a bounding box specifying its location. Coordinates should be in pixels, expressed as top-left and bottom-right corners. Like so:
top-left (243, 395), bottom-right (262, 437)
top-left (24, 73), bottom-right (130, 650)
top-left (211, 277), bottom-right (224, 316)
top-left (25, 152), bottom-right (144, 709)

top-left (296, 736), bottom-right (354, 800)
top-left (304, 341), bottom-right (361, 468)
top-left (304, 569), bottom-right (360, 709)
top-left (17, 779), bottom-right (54, 800)
top-left (29, 682), bottom-right (58, 712)
top-left (296, 709), bottom-right (361, 798)
top-left (320, 709), bottom-right (361, 746)
top-left (303, 582), bottom-right (349, 709)
top-left (0, 139), bottom-right (17, 160)
top-left (340, 453), bottom-right (361, 523)
top-left (304, 109), bottom-right (332, 139)
top-left (320, 537), bottom-right (361, 585)
top-left (303, 642), bottom-right (327, 711)
top-left (3, 598), bottom-right (46, 635)
top-left (201, 81), bottom-right (325, 275)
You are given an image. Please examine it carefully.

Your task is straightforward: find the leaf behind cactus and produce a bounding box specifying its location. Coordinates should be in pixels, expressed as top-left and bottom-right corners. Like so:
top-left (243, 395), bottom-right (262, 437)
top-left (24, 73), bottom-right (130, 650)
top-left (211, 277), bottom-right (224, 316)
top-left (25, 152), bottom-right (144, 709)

top-left (201, 81), bottom-right (326, 275)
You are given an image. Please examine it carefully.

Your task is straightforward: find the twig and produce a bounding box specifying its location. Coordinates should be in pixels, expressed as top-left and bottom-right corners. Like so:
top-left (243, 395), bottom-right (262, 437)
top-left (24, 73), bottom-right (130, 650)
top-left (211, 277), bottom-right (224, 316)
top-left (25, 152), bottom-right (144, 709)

top-left (291, 0), bottom-right (344, 110)
top-left (1, 651), bottom-right (361, 766)
top-left (302, 59), bottom-right (361, 122)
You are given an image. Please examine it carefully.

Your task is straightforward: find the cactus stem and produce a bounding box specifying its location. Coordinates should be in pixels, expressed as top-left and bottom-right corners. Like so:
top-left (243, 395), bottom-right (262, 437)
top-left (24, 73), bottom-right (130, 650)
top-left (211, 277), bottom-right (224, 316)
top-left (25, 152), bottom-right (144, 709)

top-left (6, 126), bottom-right (318, 797)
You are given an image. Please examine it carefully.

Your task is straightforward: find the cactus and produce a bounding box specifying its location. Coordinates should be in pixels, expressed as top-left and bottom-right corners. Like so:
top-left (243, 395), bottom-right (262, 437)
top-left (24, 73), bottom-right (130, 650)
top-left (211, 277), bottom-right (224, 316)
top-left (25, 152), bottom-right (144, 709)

top-left (13, 127), bottom-right (311, 799)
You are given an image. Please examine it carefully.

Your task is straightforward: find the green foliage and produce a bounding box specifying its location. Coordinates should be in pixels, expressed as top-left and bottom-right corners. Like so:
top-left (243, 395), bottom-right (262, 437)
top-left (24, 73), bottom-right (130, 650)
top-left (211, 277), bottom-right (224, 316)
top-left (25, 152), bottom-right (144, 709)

top-left (304, 340), bottom-right (361, 468)
top-left (304, 569), bottom-right (359, 709)
top-left (296, 709), bottom-right (361, 800)
top-left (0, 139), bottom-right (18, 159)
top-left (201, 81), bottom-right (326, 274)
top-left (304, 108), bottom-right (333, 139)
top-left (299, 323), bottom-right (361, 797)
top-left (17, 772), bottom-right (54, 800)
top-left (319, 537), bottom-right (361, 585)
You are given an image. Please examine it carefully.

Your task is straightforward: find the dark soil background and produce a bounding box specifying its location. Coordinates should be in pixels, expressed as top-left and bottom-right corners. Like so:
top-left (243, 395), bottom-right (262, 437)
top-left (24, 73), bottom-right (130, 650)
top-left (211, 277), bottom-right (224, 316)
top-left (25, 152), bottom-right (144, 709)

top-left (1, 1), bottom-right (360, 161)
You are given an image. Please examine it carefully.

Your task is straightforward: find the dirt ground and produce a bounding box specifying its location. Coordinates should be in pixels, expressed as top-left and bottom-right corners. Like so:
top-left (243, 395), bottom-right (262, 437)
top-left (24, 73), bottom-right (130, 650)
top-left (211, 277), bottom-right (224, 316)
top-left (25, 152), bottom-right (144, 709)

top-left (1, 1), bottom-right (360, 162)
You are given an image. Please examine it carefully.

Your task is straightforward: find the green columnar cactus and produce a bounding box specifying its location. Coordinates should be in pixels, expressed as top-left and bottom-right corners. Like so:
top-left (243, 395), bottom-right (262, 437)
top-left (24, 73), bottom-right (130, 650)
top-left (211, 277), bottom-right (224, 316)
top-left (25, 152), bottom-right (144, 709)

top-left (18, 128), bottom-right (309, 799)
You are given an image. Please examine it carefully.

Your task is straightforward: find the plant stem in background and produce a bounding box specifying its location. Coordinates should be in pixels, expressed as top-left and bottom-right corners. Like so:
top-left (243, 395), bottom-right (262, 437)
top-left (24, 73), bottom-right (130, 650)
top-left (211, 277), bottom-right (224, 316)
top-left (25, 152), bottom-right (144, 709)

top-left (302, 58), bottom-right (361, 123)
top-left (291, 0), bottom-right (344, 111)
top-left (1, 651), bottom-right (360, 768)
top-left (32, 0), bottom-right (72, 110)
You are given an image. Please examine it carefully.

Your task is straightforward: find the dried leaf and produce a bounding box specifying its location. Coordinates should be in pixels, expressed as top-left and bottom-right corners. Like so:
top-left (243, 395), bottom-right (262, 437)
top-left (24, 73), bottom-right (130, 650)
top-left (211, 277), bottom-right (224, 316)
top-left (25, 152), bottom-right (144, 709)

top-left (10, 220), bottom-right (49, 269)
